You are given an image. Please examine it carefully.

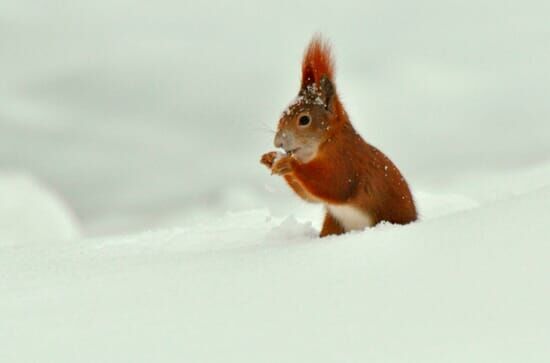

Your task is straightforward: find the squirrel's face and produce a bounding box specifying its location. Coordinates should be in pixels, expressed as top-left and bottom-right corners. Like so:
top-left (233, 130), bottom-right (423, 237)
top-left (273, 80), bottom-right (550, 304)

top-left (274, 104), bottom-right (331, 163)
top-left (274, 76), bottom-right (336, 163)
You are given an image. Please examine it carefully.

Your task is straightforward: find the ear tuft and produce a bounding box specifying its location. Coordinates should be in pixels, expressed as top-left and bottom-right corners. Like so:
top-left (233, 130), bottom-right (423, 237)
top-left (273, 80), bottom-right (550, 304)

top-left (319, 75), bottom-right (335, 109)
top-left (301, 34), bottom-right (335, 89)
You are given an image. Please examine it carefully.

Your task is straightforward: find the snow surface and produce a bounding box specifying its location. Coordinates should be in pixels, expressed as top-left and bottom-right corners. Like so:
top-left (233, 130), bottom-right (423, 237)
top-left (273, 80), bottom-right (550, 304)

top-left (2, 0), bottom-right (550, 361)
top-left (1, 180), bottom-right (549, 362)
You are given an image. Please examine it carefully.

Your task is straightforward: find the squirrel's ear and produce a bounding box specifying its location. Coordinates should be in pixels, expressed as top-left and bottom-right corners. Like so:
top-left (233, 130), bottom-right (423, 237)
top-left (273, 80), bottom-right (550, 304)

top-left (301, 35), bottom-right (335, 90)
top-left (320, 75), bottom-right (335, 110)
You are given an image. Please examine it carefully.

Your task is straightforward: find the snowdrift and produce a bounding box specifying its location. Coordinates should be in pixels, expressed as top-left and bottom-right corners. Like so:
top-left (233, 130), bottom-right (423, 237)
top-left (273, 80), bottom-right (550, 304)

top-left (1, 185), bottom-right (548, 362)
top-left (0, 172), bottom-right (80, 245)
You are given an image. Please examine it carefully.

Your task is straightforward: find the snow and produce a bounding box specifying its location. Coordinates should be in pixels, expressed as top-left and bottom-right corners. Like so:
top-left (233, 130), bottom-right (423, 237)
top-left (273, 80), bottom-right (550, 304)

top-left (1, 180), bottom-right (549, 362)
top-left (2, 0), bottom-right (550, 361)
top-left (0, 172), bottom-right (80, 246)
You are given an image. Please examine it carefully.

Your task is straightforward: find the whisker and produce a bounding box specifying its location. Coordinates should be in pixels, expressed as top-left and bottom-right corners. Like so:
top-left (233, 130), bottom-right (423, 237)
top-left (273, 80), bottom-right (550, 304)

top-left (260, 121), bottom-right (276, 133)
top-left (240, 120), bottom-right (277, 136)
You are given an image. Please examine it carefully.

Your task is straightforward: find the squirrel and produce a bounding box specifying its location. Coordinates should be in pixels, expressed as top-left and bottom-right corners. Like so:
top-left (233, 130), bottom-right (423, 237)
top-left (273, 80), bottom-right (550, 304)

top-left (261, 35), bottom-right (417, 237)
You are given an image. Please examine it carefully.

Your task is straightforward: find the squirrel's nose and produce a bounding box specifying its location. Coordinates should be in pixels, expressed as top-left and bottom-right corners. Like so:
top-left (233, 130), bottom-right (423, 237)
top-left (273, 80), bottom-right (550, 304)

top-left (274, 132), bottom-right (285, 149)
top-left (275, 131), bottom-right (294, 151)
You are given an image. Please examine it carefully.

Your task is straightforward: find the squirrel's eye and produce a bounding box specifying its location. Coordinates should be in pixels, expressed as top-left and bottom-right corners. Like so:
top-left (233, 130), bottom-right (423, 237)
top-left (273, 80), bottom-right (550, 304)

top-left (298, 115), bottom-right (311, 126)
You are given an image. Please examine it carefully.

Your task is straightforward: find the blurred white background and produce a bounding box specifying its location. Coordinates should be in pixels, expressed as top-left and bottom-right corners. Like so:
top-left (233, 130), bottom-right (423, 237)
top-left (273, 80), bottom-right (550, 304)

top-left (2, 0), bottom-right (549, 235)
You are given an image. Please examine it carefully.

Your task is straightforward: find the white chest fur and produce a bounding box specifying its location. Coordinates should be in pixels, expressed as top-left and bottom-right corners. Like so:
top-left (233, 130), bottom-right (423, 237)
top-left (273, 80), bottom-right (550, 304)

top-left (327, 204), bottom-right (374, 232)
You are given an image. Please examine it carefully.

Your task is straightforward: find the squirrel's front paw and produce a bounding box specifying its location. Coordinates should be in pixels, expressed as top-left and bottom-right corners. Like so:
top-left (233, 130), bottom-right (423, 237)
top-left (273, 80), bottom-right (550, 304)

top-left (261, 151), bottom-right (286, 169)
top-left (271, 155), bottom-right (294, 175)
top-left (261, 151), bottom-right (278, 169)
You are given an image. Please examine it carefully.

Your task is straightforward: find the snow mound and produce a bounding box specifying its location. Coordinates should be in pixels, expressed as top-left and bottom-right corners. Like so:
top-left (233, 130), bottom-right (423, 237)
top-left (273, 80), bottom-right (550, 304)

top-left (1, 185), bottom-right (549, 362)
top-left (0, 172), bottom-right (80, 245)
top-left (415, 190), bottom-right (479, 219)
top-left (266, 215), bottom-right (317, 241)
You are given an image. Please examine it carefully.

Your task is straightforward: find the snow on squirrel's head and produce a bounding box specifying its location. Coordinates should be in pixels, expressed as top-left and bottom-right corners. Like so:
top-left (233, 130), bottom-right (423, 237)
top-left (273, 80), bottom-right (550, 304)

top-left (274, 35), bottom-right (346, 163)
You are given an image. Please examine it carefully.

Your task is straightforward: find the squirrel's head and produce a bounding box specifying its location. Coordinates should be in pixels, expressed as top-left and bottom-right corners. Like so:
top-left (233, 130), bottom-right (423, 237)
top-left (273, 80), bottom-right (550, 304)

top-left (274, 35), bottom-right (343, 163)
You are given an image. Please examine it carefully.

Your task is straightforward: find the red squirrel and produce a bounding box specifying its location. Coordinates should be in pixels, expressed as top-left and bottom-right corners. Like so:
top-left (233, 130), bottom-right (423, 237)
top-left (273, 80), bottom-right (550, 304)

top-left (261, 35), bottom-right (417, 237)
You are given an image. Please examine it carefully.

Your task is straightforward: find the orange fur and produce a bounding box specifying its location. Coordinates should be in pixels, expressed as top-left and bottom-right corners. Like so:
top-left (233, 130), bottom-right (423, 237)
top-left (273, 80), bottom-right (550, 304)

top-left (320, 212), bottom-right (345, 237)
top-left (301, 35), bottom-right (335, 88)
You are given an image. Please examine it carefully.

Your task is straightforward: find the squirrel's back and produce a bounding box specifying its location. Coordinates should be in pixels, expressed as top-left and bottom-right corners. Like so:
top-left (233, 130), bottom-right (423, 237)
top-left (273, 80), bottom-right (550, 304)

top-left (317, 121), bottom-right (417, 226)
